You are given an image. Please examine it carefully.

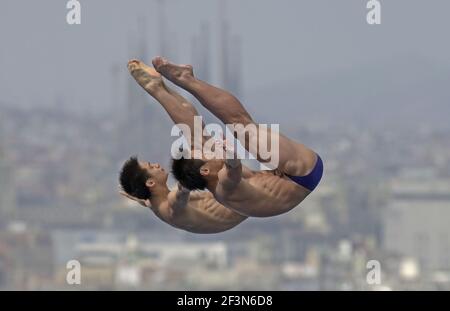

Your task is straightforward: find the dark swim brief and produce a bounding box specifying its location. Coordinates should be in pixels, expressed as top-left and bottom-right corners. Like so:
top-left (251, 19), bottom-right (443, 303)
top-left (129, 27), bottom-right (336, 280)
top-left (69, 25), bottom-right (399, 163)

top-left (286, 154), bottom-right (323, 191)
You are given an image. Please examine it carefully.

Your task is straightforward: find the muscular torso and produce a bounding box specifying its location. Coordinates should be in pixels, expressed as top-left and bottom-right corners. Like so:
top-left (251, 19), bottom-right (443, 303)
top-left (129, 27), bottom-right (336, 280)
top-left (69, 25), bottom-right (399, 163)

top-left (215, 168), bottom-right (311, 217)
top-left (153, 191), bottom-right (247, 234)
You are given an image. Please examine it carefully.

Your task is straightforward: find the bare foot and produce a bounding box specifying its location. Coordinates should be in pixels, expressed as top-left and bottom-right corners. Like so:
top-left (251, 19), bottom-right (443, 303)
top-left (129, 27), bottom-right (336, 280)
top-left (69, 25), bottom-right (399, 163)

top-left (127, 59), bottom-right (164, 94)
top-left (152, 56), bottom-right (194, 87)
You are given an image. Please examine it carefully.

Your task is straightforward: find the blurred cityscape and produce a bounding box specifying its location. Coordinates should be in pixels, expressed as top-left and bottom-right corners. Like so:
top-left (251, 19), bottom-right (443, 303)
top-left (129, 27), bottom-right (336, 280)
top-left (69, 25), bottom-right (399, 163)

top-left (1, 0), bottom-right (450, 291)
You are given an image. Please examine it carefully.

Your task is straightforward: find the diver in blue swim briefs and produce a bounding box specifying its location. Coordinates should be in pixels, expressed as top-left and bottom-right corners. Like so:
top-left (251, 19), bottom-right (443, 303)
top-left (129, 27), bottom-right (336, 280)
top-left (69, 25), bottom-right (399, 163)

top-left (124, 57), bottom-right (323, 218)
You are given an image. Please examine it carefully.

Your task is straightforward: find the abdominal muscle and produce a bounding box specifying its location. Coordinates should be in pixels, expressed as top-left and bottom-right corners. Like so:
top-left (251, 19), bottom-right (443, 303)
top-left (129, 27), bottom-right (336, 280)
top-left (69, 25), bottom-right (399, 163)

top-left (217, 172), bottom-right (310, 217)
top-left (170, 192), bottom-right (247, 234)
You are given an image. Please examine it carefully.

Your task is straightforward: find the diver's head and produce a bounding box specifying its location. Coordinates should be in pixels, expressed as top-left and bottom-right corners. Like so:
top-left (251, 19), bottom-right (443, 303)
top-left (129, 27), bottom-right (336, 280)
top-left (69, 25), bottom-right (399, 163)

top-left (171, 156), bottom-right (225, 191)
top-left (119, 156), bottom-right (169, 199)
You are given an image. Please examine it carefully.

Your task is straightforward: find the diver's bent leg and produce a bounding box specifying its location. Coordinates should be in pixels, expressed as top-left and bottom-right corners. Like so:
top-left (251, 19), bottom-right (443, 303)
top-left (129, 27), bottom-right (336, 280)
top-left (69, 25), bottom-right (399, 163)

top-left (153, 57), bottom-right (253, 126)
top-left (152, 57), bottom-right (317, 175)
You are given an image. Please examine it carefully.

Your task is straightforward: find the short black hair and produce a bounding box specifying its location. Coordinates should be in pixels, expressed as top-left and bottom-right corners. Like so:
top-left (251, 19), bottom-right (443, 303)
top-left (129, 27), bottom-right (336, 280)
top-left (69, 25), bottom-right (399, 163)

top-left (171, 157), bottom-right (207, 190)
top-left (119, 156), bottom-right (152, 199)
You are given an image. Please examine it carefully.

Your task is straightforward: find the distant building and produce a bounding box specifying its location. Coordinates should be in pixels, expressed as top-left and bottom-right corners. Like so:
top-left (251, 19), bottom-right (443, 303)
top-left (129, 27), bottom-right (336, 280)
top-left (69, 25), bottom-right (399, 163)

top-left (0, 136), bottom-right (15, 221)
top-left (120, 17), bottom-right (170, 162)
top-left (217, 1), bottom-right (243, 99)
top-left (51, 230), bottom-right (228, 289)
top-left (191, 22), bottom-right (212, 83)
top-left (383, 174), bottom-right (450, 272)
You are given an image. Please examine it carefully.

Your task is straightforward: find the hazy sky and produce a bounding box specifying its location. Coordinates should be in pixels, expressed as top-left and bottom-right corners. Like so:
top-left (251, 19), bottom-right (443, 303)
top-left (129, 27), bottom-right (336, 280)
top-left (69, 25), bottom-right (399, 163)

top-left (1, 0), bottom-right (449, 123)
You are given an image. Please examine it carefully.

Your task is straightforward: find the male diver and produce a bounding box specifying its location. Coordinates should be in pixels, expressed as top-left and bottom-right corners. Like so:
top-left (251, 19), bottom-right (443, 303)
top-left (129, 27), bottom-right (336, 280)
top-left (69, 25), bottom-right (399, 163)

top-left (119, 64), bottom-right (247, 233)
top-left (127, 58), bottom-right (323, 218)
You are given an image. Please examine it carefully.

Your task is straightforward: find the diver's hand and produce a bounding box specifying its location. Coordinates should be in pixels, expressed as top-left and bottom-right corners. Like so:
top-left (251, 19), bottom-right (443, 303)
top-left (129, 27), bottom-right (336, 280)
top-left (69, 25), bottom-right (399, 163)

top-left (119, 190), bottom-right (151, 208)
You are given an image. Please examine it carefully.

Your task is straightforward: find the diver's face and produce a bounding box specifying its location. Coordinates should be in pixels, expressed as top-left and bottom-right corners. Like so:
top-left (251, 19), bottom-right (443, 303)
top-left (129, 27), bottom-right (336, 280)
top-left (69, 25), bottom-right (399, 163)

top-left (139, 161), bottom-right (169, 184)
